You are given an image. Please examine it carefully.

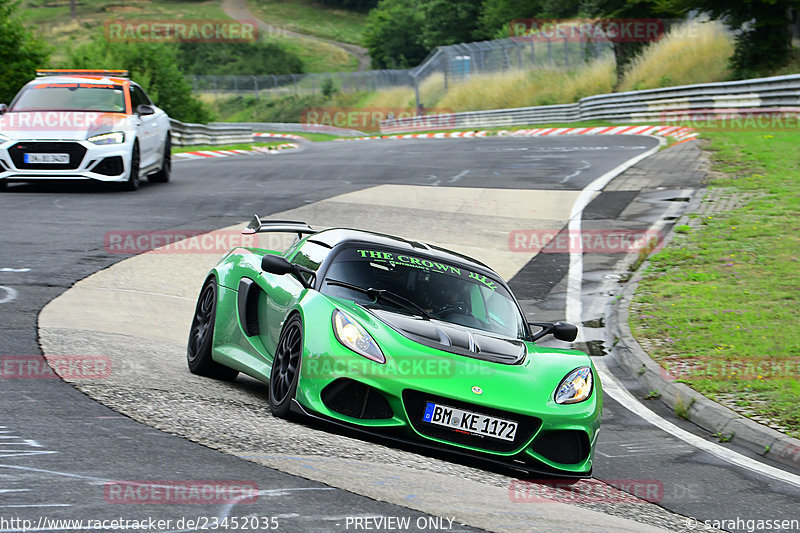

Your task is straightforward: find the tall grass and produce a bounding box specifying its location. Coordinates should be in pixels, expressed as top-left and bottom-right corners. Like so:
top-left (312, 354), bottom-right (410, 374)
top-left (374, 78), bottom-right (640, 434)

top-left (211, 18), bottom-right (743, 121)
top-left (436, 58), bottom-right (616, 112)
top-left (362, 87), bottom-right (415, 108)
top-left (419, 73), bottom-right (447, 108)
top-left (358, 73), bottom-right (448, 110)
top-left (619, 20), bottom-right (734, 91)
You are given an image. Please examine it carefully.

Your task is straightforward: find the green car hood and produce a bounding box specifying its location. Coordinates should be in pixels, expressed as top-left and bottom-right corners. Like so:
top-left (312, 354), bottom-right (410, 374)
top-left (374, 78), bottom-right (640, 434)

top-left (325, 297), bottom-right (574, 369)
top-left (368, 308), bottom-right (526, 364)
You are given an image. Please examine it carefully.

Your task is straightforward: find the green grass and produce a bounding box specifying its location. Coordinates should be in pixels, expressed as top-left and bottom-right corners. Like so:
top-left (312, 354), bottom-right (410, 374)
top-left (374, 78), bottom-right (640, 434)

top-left (630, 130), bottom-right (800, 438)
top-left (247, 0), bottom-right (367, 46)
top-left (208, 85), bottom-right (632, 132)
top-left (271, 34), bottom-right (358, 73)
top-left (20, 0), bottom-right (230, 64)
top-left (283, 132), bottom-right (341, 142)
top-left (172, 141), bottom-right (286, 153)
top-left (19, 0), bottom-right (357, 73)
top-left (208, 90), bottom-right (368, 124)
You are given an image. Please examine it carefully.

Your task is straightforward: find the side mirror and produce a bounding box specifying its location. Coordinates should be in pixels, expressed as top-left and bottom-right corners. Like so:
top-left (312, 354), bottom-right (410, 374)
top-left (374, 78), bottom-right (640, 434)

top-left (528, 321), bottom-right (578, 342)
top-left (136, 104), bottom-right (155, 116)
top-left (552, 321), bottom-right (578, 342)
top-left (261, 254), bottom-right (294, 276)
top-left (0, 103), bottom-right (7, 115)
top-left (261, 254), bottom-right (313, 288)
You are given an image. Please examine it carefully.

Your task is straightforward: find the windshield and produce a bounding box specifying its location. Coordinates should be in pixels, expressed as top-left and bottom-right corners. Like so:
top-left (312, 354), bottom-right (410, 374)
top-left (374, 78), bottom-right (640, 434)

top-left (11, 83), bottom-right (127, 113)
top-left (321, 247), bottom-right (527, 339)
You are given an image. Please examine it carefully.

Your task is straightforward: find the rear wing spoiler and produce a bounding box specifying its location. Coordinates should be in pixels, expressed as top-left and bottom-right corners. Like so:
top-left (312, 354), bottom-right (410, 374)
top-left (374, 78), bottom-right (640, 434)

top-left (241, 215), bottom-right (316, 239)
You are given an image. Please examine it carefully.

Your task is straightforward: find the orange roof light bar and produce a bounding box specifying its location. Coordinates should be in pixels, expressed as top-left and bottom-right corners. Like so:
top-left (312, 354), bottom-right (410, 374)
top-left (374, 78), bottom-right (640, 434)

top-left (36, 69), bottom-right (129, 78)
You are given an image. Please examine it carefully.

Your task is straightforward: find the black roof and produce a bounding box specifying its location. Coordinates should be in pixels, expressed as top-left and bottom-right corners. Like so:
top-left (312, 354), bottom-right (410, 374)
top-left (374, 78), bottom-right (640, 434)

top-left (308, 228), bottom-right (496, 276)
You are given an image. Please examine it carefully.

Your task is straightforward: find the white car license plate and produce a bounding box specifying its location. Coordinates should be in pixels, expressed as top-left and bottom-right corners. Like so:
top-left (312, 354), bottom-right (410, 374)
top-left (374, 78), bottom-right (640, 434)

top-left (24, 153), bottom-right (69, 164)
top-left (423, 401), bottom-right (517, 442)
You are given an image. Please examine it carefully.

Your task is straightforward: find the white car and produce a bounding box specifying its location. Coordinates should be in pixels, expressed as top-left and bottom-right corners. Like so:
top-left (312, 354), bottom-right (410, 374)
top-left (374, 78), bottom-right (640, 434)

top-left (0, 70), bottom-right (171, 191)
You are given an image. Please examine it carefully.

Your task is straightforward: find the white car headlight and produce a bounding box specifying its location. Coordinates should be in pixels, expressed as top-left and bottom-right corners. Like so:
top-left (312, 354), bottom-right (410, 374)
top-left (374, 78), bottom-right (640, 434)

top-left (554, 367), bottom-right (593, 404)
top-left (332, 309), bottom-right (384, 363)
top-left (88, 132), bottom-right (125, 145)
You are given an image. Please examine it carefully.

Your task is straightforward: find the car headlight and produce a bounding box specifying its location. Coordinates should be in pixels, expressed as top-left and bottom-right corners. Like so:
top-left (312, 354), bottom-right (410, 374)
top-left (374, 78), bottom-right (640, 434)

top-left (554, 367), bottom-right (593, 404)
top-left (332, 309), bottom-right (385, 363)
top-left (87, 132), bottom-right (125, 145)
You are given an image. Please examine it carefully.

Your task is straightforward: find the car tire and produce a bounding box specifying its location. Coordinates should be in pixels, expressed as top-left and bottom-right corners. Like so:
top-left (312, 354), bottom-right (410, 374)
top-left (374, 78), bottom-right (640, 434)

top-left (0, 180), bottom-right (6, 191)
top-left (148, 134), bottom-right (171, 183)
top-left (187, 277), bottom-right (239, 381)
top-left (121, 141), bottom-right (140, 191)
top-left (269, 314), bottom-right (303, 418)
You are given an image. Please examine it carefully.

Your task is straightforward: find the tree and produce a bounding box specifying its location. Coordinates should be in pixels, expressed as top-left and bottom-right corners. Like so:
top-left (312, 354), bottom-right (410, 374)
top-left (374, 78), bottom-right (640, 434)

top-left (659, 0), bottom-right (799, 76)
top-left (177, 42), bottom-right (304, 76)
top-left (476, 0), bottom-right (602, 39)
top-left (66, 37), bottom-right (212, 123)
top-left (420, 0), bottom-right (484, 48)
top-left (476, 0), bottom-right (547, 39)
top-left (585, 0), bottom-right (679, 80)
top-left (476, 0), bottom-right (681, 78)
top-left (364, 0), bottom-right (429, 68)
top-left (0, 0), bottom-right (51, 103)
top-left (318, 0), bottom-right (379, 10)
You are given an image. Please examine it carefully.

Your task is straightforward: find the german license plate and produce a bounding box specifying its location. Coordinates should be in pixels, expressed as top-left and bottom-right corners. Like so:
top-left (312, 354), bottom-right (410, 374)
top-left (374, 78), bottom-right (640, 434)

top-left (24, 153), bottom-right (69, 164)
top-left (423, 401), bottom-right (517, 442)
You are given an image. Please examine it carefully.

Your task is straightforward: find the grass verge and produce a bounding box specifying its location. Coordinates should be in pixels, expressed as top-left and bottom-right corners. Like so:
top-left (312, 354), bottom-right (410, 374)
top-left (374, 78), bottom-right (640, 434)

top-left (281, 132), bottom-right (341, 142)
top-left (172, 141), bottom-right (286, 154)
top-left (21, 0), bottom-right (357, 73)
top-left (630, 130), bottom-right (800, 438)
top-left (270, 34), bottom-right (359, 73)
top-left (21, 0), bottom-right (229, 64)
top-left (246, 0), bottom-right (367, 46)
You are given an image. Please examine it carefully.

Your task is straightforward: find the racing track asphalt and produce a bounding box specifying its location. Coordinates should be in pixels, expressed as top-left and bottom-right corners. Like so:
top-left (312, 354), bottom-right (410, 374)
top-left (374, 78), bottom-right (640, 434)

top-left (2, 136), bottom-right (798, 531)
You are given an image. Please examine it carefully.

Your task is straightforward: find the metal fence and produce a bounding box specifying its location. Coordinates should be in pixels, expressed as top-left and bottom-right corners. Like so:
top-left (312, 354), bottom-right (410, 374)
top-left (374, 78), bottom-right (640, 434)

top-left (190, 70), bottom-right (411, 97)
top-left (188, 36), bottom-right (614, 103)
top-left (379, 73), bottom-right (800, 132)
top-left (171, 74), bottom-right (800, 143)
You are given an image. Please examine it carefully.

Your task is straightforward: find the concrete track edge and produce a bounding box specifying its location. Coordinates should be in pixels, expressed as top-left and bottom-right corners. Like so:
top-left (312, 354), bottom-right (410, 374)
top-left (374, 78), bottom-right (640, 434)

top-left (606, 188), bottom-right (800, 473)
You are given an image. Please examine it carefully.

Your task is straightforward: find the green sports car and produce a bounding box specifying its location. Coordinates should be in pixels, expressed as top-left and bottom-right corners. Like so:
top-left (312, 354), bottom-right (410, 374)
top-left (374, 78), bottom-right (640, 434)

top-left (187, 217), bottom-right (602, 477)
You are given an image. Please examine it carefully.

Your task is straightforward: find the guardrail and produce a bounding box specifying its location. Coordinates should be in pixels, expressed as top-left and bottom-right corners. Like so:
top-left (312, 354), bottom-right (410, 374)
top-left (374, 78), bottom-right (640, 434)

top-left (381, 73), bottom-right (800, 132)
top-left (171, 74), bottom-right (800, 141)
top-left (210, 122), bottom-right (366, 137)
top-left (169, 120), bottom-right (366, 146)
top-left (170, 119), bottom-right (254, 147)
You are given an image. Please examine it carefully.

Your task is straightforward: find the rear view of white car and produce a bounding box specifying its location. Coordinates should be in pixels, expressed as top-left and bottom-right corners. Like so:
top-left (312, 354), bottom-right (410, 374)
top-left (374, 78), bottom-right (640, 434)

top-left (0, 70), bottom-right (171, 191)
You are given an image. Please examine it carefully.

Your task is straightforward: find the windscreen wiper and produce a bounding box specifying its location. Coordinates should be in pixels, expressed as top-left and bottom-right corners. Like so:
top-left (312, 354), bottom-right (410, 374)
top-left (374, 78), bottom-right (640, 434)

top-left (325, 279), bottom-right (433, 320)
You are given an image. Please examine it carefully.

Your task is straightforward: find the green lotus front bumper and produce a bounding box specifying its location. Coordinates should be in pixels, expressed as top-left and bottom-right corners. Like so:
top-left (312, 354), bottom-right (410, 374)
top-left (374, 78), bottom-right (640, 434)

top-left (295, 300), bottom-right (602, 476)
